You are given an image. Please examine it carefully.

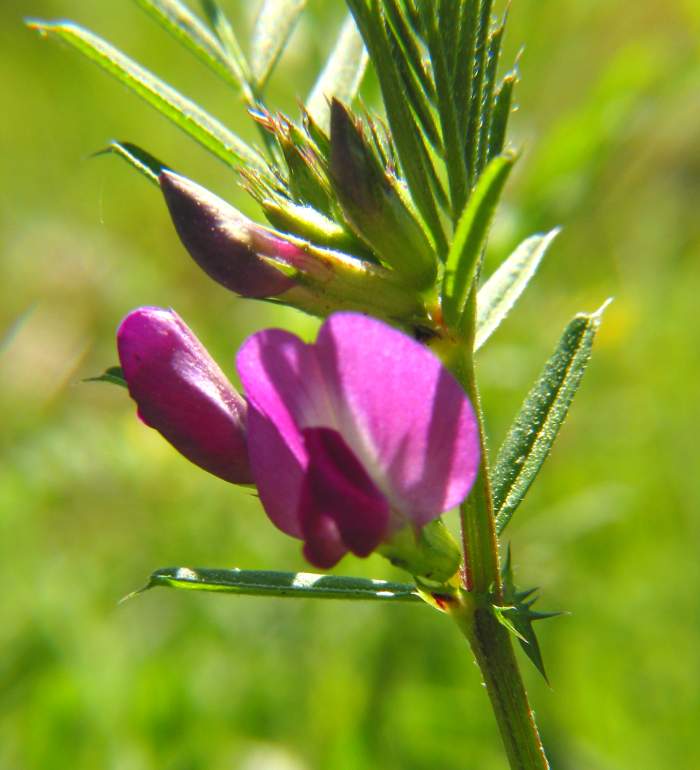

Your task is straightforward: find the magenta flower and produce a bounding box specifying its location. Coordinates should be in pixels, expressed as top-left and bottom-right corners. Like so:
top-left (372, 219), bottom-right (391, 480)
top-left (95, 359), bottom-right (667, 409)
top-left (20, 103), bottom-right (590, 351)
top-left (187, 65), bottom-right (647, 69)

top-left (117, 307), bottom-right (253, 485)
top-left (237, 313), bottom-right (480, 568)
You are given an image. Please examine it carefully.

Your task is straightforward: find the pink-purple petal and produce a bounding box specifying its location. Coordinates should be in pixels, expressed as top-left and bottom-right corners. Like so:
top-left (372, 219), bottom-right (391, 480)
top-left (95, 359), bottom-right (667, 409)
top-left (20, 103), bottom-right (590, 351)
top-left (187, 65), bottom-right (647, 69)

top-left (118, 307), bottom-right (252, 484)
top-left (245, 406), bottom-right (305, 537)
top-left (314, 313), bottom-right (480, 524)
top-left (237, 312), bottom-right (479, 564)
top-left (300, 428), bottom-right (390, 558)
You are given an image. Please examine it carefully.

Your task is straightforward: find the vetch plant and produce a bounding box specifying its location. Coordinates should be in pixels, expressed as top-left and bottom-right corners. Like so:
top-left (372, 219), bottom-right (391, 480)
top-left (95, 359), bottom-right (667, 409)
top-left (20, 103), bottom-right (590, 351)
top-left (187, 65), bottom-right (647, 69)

top-left (30, 2), bottom-right (608, 768)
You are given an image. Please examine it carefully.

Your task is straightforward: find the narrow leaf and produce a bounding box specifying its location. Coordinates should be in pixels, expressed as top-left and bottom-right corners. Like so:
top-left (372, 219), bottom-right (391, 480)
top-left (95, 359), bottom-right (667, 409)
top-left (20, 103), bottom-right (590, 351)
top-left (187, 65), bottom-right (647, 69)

top-left (85, 366), bottom-right (127, 388)
top-left (453, 0), bottom-right (477, 158)
top-left (476, 20), bottom-right (505, 176)
top-left (466, 0), bottom-right (494, 186)
top-left (475, 228), bottom-right (560, 351)
top-left (493, 301), bottom-right (611, 534)
top-left (488, 70), bottom-right (516, 159)
top-left (95, 141), bottom-right (171, 185)
top-left (387, 25), bottom-right (442, 152)
top-left (250, 0), bottom-right (306, 91)
top-left (199, 0), bottom-right (251, 87)
top-left (28, 21), bottom-right (268, 175)
top-left (347, 0), bottom-right (447, 253)
top-left (307, 14), bottom-right (368, 132)
top-left (383, 0), bottom-right (436, 104)
top-left (422, 2), bottom-right (467, 217)
top-left (132, 0), bottom-right (244, 88)
top-left (442, 153), bottom-right (515, 326)
top-left (136, 566), bottom-right (421, 602)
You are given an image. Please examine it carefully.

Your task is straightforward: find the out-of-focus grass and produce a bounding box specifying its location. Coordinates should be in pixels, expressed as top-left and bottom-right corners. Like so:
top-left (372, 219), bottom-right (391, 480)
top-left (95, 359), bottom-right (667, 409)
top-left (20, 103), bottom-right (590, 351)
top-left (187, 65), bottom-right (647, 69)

top-left (1, 1), bottom-right (698, 768)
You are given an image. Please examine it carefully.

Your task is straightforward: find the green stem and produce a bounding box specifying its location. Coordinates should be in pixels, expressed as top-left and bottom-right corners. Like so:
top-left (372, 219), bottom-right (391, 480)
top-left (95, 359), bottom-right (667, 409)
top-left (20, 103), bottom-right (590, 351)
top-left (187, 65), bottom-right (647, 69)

top-left (451, 596), bottom-right (550, 770)
top-left (441, 292), bottom-right (549, 769)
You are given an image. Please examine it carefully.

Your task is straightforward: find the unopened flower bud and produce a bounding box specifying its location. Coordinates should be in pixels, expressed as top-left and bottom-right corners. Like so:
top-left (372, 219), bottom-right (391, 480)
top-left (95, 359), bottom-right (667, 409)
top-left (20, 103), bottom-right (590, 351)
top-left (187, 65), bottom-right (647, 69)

top-left (160, 171), bottom-right (296, 298)
top-left (117, 306), bottom-right (252, 484)
top-left (159, 171), bottom-right (428, 326)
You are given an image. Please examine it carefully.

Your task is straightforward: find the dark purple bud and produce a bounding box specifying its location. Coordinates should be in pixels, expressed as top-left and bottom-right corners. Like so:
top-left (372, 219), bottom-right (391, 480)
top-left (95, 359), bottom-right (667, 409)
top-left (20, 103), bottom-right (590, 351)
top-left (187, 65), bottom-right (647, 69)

top-left (117, 307), bottom-right (253, 484)
top-left (160, 171), bottom-right (298, 298)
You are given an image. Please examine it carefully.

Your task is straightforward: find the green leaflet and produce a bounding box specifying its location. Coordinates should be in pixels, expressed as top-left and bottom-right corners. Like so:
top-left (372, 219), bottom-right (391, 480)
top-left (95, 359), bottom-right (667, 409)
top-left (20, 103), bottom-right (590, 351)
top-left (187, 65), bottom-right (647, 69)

top-left (475, 229), bottom-right (560, 351)
top-left (95, 141), bottom-right (171, 186)
top-left (488, 70), bottom-right (516, 160)
top-left (421, 2), bottom-right (467, 218)
top-left (306, 14), bottom-right (368, 133)
top-left (198, 0), bottom-right (251, 86)
top-left (250, 0), bottom-right (306, 91)
top-left (132, 566), bottom-right (422, 602)
top-left (28, 20), bottom-right (268, 175)
top-left (476, 20), bottom-right (505, 176)
top-left (441, 153), bottom-right (515, 327)
top-left (346, 0), bottom-right (447, 255)
top-left (132, 0), bottom-right (245, 88)
top-left (84, 366), bottom-right (127, 388)
top-left (493, 302), bottom-right (611, 534)
top-left (466, 0), bottom-right (494, 186)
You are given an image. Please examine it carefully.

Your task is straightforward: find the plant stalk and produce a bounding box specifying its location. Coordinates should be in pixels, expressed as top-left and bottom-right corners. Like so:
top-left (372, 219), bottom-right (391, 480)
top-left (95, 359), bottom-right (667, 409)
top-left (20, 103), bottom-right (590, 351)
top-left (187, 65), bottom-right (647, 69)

top-left (451, 596), bottom-right (550, 770)
top-left (443, 292), bottom-right (549, 769)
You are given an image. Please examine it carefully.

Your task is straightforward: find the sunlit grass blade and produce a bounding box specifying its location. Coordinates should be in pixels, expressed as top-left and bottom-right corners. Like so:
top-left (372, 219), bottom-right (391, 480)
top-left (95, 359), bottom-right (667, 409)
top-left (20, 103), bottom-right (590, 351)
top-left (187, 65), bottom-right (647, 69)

top-left (306, 14), bottom-right (368, 133)
top-left (250, 0), bottom-right (306, 91)
top-left (199, 0), bottom-right (251, 86)
top-left (441, 153), bottom-right (515, 326)
top-left (94, 141), bottom-right (171, 185)
top-left (488, 70), bottom-right (516, 159)
top-left (132, 0), bottom-right (244, 88)
top-left (28, 20), bottom-right (269, 175)
top-left (475, 228), bottom-right (560, 351)
top-left (493, 302), bottom-right (611, 534)
top-left (347, 0), bottom-right (447, 253)
top-left (135, 566), bottom-right (422, 602)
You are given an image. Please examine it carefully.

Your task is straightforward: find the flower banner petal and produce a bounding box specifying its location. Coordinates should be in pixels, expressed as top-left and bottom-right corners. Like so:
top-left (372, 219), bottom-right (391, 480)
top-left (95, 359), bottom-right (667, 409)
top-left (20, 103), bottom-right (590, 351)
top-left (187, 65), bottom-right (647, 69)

top-left (315, 313), bottom-right (479, 523)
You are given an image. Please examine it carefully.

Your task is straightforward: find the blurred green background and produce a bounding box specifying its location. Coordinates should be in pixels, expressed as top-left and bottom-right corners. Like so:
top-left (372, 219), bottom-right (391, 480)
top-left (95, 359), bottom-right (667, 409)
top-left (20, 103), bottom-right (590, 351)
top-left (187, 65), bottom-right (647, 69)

top-left (2, 1), bottom-right (699, 768)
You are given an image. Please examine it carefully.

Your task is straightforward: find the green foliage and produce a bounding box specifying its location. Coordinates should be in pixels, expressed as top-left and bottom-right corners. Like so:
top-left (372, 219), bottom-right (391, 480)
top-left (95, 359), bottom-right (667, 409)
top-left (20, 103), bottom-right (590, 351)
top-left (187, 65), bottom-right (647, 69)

top-left (84, 366), bottom-right (127, 388)
top-left (27, 20), bottom-right (267, 173)
top-left (442, 153), bottom-right (515, 327)
top-left (140, 566), bottom-right (421, 601)
top-left (476, 229), bottom-right (560, 352)
top-left (133, 0), bottom-right (246, 89)
top-left (493, 302), bottom-right (610, 535)
top-left (250, 0), bottom-right (306, 90)
top-left (95, 141), bottom-right (170, 185)
top-left (495, 547), bottom-right (563, 683)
